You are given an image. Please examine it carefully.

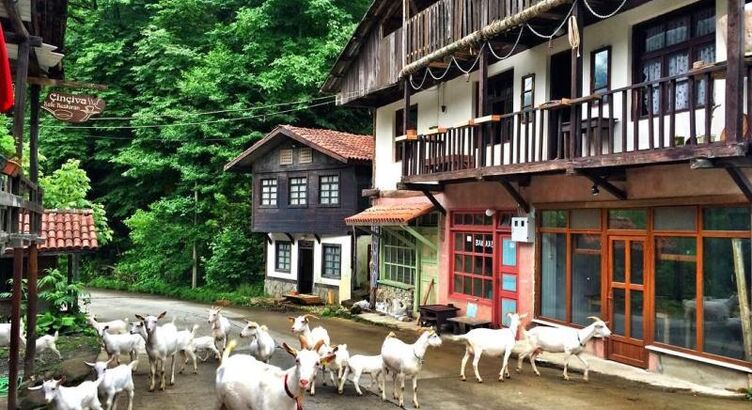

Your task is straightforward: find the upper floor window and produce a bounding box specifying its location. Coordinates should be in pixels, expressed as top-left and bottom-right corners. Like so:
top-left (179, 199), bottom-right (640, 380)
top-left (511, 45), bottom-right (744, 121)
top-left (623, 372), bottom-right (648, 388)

top-left (299, 148), bottom-right (313, 164)
top-left (280, 149), bottom-right (293, 165)
top-left (634, 4), bottom-right (715, 115)
top-left (321, 244), bottom-right (341, 279)
top-left (521, 74), bottom-right (535, 110)
top-left (319, 175), bottom-right (340, 205)
top-left (395, 104), bottom-right (418, 162)
top-left (289, 177), bottom-right (307, 206)
top-left (260, 178), bottom-right (277, 207)
top-left (591, 46), bottom-right (611, 94)
top-left (276, 241), bottom-right (292, 272)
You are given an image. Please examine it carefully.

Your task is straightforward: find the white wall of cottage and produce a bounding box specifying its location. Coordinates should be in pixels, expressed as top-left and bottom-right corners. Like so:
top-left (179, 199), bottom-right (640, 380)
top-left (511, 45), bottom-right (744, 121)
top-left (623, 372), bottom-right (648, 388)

top-left (373, 0), bottom-right (733, 191)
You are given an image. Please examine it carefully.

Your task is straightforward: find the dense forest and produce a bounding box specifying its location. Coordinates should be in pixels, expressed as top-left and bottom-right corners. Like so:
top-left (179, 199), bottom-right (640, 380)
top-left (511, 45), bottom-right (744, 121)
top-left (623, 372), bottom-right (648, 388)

top-left (20, 0), bottom-right (372, 294)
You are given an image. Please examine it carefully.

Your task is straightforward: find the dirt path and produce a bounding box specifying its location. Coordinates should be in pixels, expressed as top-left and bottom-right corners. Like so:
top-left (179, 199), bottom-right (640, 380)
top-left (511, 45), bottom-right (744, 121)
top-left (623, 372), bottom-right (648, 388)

top-left (87, 288), bottom-right (750, 410)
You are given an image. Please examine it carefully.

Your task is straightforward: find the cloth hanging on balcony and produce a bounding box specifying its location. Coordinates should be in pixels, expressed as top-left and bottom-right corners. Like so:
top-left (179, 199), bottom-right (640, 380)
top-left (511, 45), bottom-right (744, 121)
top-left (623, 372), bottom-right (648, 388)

top-left (568, 15), bottom-right (581, 58)
top-left (0, 23), bottom-right (13, 113)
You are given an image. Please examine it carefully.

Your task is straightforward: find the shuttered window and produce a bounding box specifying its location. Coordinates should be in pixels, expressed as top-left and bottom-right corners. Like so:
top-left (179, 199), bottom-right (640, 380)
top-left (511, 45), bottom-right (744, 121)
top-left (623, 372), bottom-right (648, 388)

top-left (299, 148), bottom-right (313, 164)
top-left (280, 149), bottom-right (293, 165)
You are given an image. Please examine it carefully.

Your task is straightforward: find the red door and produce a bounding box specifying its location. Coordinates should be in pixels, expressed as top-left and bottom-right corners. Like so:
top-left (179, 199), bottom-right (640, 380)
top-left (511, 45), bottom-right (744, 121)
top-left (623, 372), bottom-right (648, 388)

top-left (496, 234), bottom-right (519, 328)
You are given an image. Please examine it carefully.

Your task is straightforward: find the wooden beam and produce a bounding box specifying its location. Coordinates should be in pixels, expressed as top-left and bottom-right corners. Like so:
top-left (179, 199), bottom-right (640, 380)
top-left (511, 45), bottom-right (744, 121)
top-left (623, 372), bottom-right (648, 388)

top-left (29, 84), bottom-right (39, 183)
top-left (362, 188), bottom-right (380, 198)
top-left (496, 180), bottom-right (530, 213)
top-left (27, 77), bottom-right (109, 91)
top-left (2, 0), bottom-right (28, 38)
top-left (584, 174), bottom-right (627, 200)
top-left (384, 227), bottom-right (416, 250)
top-left (264, 233), bottom-right (273, 245)
top-left (284, 233), bottom-right (295, 243)
top-left (314, 234), bottom-right (321, 244)
top-left (402, 225), bottom-right (438, 252)
top-left (725, 0), bottom-right (744, 142)
top-left (2, 32), bottom-right (41, 46)
top-left (397, 182), bottom-right (443, 192)
top-left (7, 247), bottom-right (24, 410)
top-left (725, 166), bottom-right (752, 201)
top-left (11, 38), bottom-right (30, 159)
top-left (354, 226), bottom-right (382, 238)
top-left (420, 189), bottom-right (446, 216)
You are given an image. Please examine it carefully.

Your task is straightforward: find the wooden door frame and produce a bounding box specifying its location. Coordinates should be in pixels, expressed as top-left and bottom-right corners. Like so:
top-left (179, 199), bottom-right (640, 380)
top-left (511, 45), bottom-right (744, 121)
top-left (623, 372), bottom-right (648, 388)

top-left (606, 235), bottom-right (650, 368)
top-left (494, 233), bottom-right (519, 328)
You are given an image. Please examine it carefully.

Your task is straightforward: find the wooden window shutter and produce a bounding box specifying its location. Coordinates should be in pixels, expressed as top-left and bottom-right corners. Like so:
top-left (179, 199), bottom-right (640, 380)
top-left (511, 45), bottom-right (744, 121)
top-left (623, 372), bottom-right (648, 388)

top-left (279, 149), bottom-right (293, 165)
top-left (299, 148), bottom-right (313, 164)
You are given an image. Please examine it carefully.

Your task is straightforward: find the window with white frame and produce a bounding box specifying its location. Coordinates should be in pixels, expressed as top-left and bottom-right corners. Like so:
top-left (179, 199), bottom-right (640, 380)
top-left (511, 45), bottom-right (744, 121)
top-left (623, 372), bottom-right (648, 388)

top-left (260, 178), bottom-right (277, 206)
top-left (321, 244), bottom-right (341, 279)
top-left (276, 241), bottom-right (291, 272)
top-left (289, 177), bottom-right (307, 206)
top-left (319, 175), bottom-right (339, 205)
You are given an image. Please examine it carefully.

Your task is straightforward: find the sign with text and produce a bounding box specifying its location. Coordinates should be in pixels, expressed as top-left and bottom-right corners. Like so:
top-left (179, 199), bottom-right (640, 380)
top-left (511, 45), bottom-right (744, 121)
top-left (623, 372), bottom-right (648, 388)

top-left (42, 92), bottom-right (106, 123)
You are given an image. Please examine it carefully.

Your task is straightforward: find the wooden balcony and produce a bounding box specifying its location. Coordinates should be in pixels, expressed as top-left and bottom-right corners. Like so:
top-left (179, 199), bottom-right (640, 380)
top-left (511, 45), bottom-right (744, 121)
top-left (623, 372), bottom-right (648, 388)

top-left (0, 158), bottom-right (44, 250)
top-left (401, 61), bottom-right (752, 183)
top-left (406, 0), bottom-right (546, 64)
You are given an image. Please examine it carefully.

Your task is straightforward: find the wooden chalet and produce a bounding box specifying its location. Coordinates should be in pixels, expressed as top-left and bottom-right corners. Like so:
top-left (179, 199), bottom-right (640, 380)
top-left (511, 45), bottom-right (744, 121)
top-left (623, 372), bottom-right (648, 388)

top-left (226, 125), bottom-right (374, 304)
top-left (2, 0), bottom-right (69, 406)
top-left (325, 0), bottom-right (752, 390)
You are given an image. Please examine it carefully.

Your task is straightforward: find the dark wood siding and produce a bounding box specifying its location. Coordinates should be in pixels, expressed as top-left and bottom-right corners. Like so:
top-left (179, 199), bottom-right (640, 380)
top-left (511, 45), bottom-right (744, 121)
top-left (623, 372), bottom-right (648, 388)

top-left (251, 139), bottom-right (372, 235)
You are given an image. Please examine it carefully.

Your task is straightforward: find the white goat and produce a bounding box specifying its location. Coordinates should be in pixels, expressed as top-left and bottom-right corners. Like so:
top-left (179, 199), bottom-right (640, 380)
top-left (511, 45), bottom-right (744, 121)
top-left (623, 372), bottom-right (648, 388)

top-left (215, 338), bottom-right (335, 410)
top-left (517, 316), bottom-right (612, 381)
top-left (35, 330), bottom-right (62, 360)
top-left (450, 313), bottom-right (526, 383)
top-left (289, 314), bottom-right (330, 349)
top-left (0, 320), bottom-right (25, 347)
top-left (338, 354), bottom-right (384, 396)
top-left (176, 324), bottom-right (198, 374)
top-left (86, 358), bottom-right (138, 410)
top-left (240, 320), bottom-right (275, 363)
top-left (101, 326), bottom-right (141, 371)
top-left (683, 293), bottom-right (738, 321)
top-left (28, 376), bottom-right (104, 410)
top-left (381, 328), bottom-right (443, 408)
top-left (208, 306), bottom-right (231, 354)
top-left (132, 312), bottom-right (179, 392)
top-left (190, 336), bottom-right (221, 362)
top-left (88, 315), bottom-right (129, 335)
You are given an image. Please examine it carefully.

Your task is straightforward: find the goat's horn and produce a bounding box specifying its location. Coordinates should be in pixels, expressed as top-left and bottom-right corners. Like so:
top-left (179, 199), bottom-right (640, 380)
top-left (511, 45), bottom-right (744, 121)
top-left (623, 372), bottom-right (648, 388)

top-left (298, 335), bottom-right (309, 350)
top-left (586, 316), bottom-right (602, 322)
top-left (312, 339), bottom-right (326, 352)
top-left (304, 314), bottom-right (319, 321)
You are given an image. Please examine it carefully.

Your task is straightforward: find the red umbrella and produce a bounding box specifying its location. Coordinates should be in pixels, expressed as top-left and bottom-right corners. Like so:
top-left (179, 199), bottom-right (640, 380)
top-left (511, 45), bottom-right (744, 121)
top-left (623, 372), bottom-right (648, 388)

top-left (0, 23), bottom-right (13, 113)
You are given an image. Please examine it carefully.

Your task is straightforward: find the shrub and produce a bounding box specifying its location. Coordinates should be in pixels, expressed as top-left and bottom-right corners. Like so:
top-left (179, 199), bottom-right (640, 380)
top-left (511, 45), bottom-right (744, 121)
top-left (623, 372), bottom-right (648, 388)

top-left (203, 226), bottom-right (265, 289)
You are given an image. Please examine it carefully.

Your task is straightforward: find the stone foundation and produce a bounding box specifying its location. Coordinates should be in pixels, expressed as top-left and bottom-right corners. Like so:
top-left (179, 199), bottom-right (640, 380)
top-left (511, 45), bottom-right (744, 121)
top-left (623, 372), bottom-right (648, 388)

top-left (312, 283), bottom-right (340, 305)
top-left (377, 284), bottom-right (415, 314)
top-left (264, 277), bottom-right (297, 297)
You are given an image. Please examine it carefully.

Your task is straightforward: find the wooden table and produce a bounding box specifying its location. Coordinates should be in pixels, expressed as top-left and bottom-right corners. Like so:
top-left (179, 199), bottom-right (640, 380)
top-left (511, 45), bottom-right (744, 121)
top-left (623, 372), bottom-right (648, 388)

top-left (447, 316), bottom-right (492, 334)
top-left (418, 304), bottom-right (460, 335)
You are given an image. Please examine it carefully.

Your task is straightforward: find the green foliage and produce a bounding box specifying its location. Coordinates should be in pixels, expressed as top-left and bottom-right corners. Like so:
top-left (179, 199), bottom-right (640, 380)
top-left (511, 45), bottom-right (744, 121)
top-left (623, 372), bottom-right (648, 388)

top-left (40, 0), bottom-right (371, 288)
top-left (87, 276), bottom-right (264, 306)
top-left (40, 159), bottom-right (113, 245)
top-left (37, 268), bottom-right (90, 314)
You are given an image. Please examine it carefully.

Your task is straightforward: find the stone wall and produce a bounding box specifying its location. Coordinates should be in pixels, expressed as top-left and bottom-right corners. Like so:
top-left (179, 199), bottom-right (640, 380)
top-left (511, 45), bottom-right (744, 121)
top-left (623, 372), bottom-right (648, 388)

top-left (377, 284), bottom-right (415, 315)
top-left (312, 283), bottom-right (340, 305)
top-left (264, 277), bottom-right (297, 297)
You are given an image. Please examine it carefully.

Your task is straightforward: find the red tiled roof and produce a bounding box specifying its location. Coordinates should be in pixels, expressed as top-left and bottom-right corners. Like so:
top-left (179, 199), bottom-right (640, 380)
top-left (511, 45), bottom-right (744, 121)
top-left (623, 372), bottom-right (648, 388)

top-left (225, 124), bottom-right (373, 171)
top-left (22, 209), bottom-right (99, 253)
top-left (279, 125), bottom-right (374, 162)
top-left (345, 202), bottom-right (434, 226)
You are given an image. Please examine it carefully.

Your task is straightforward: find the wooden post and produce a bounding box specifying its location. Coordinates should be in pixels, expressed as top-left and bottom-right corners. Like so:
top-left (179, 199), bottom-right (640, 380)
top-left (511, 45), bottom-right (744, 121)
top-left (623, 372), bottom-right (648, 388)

top-left (24, 243), bottom-right (38, 378)
top-left (478, 48), bottom-right (488, 167)
top-left (726, 0), bottom-right (745, 143)
top-left (402, 79), bottom-right (411, 177)
top-left (8, 247), bottom-right (25, 410)
top-left (11, 39), bottom-right (30, 159)
top-left (29, 84), bottom-right (40, 183)
top-left (569, 1), bottom-right (584, 158)
top-left (731, 239), bottom-right (752, 361)
top-left (369, 227), bottom-right (380, 306)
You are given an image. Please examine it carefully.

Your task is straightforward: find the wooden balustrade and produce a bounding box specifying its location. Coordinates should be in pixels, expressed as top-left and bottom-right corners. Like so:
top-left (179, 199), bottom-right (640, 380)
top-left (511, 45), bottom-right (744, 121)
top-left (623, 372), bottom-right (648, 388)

top-left (403, 61), bottom-right (749, 180)
top-left (405, 0), bottom-right (542, 63)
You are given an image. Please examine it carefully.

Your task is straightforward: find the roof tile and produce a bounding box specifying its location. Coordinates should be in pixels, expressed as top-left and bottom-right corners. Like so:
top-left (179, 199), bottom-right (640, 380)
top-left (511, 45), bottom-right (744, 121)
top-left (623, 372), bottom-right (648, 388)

top-left (345, 202), bottom-right (435, 226)
top-left (19, 209), bottom-right (99, 253)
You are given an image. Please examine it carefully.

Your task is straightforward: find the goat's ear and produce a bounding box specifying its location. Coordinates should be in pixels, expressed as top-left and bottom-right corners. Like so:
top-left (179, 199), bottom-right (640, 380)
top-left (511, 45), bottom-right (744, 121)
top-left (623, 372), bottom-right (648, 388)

top-left (103, 325), bottom-right (110, 331)
top-left (157, 312), bottom-right (167, 320)
top-left (135, 314), bottom-right (145, 321)
top-left (331, 345), bottom-right (339, 352)
top-left (282, 342), bottom-right (298, 357)
top-left (320, 353), bottom-right (336, 365)
top-left (57, 377), bottom-right (65, 386)
top-left (298, 335), bottom-right (309, 350)
top-left (288, 317), bottom-right (295, 323)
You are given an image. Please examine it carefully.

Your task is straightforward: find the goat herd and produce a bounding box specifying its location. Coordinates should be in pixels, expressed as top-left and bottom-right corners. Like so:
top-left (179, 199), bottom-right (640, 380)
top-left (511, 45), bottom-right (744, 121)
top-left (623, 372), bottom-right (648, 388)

top-left (15, 307), bottom-right (613, 410)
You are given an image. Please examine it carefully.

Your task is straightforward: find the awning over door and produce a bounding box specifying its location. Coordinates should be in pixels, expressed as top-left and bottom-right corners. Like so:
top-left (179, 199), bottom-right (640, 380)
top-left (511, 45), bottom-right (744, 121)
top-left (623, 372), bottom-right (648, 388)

top-left (345, 202), bottom-right (434, 226)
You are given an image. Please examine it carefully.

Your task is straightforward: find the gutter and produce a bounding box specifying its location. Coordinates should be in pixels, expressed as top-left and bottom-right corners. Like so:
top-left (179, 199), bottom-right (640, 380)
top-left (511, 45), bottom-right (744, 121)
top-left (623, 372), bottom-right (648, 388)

top-left (400, 0), bottom-right (573, 77)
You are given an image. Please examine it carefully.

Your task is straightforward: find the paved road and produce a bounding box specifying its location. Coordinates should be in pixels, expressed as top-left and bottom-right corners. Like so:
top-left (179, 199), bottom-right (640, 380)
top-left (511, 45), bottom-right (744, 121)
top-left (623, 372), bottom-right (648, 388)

top-left (87, 289), bottom-right (749, 410)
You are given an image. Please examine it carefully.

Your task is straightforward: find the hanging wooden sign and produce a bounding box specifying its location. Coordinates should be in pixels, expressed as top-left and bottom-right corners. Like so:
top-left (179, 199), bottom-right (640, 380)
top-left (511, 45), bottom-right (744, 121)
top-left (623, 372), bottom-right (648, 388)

top-left (42, 92), bottom-right (106, 123)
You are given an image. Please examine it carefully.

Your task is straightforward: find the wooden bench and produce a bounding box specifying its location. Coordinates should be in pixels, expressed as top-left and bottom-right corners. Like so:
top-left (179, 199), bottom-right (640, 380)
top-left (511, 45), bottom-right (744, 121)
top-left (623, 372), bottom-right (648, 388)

top-left (447, 316), bottom-right (492, 334)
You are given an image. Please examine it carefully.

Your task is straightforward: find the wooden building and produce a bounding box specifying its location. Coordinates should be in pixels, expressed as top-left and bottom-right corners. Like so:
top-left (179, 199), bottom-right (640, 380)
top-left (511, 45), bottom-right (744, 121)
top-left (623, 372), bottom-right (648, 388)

top-left (226, 125), bottom-right (374, 303)
top-left (324, 0), bottom-right (752, 390)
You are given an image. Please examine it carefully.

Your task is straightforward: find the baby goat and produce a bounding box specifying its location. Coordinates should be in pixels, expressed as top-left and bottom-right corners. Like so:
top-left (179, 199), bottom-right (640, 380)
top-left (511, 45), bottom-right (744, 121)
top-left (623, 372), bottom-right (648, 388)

top-left (86, 358), bottom-right (138, 410)
top-left (338, 353), bottom-right (384, 396)
top-left (35, 331), bottom-right (62, 360)
top-left (28, 375), bottom-right (104, 410)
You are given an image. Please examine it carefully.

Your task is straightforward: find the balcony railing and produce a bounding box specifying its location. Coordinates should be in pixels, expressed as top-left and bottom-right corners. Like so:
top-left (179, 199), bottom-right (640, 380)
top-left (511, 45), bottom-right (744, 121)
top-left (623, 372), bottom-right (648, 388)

top-left (406, 0), bottom-right (544, 64)
top-left (402, 61), bottom-right (752, 180)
